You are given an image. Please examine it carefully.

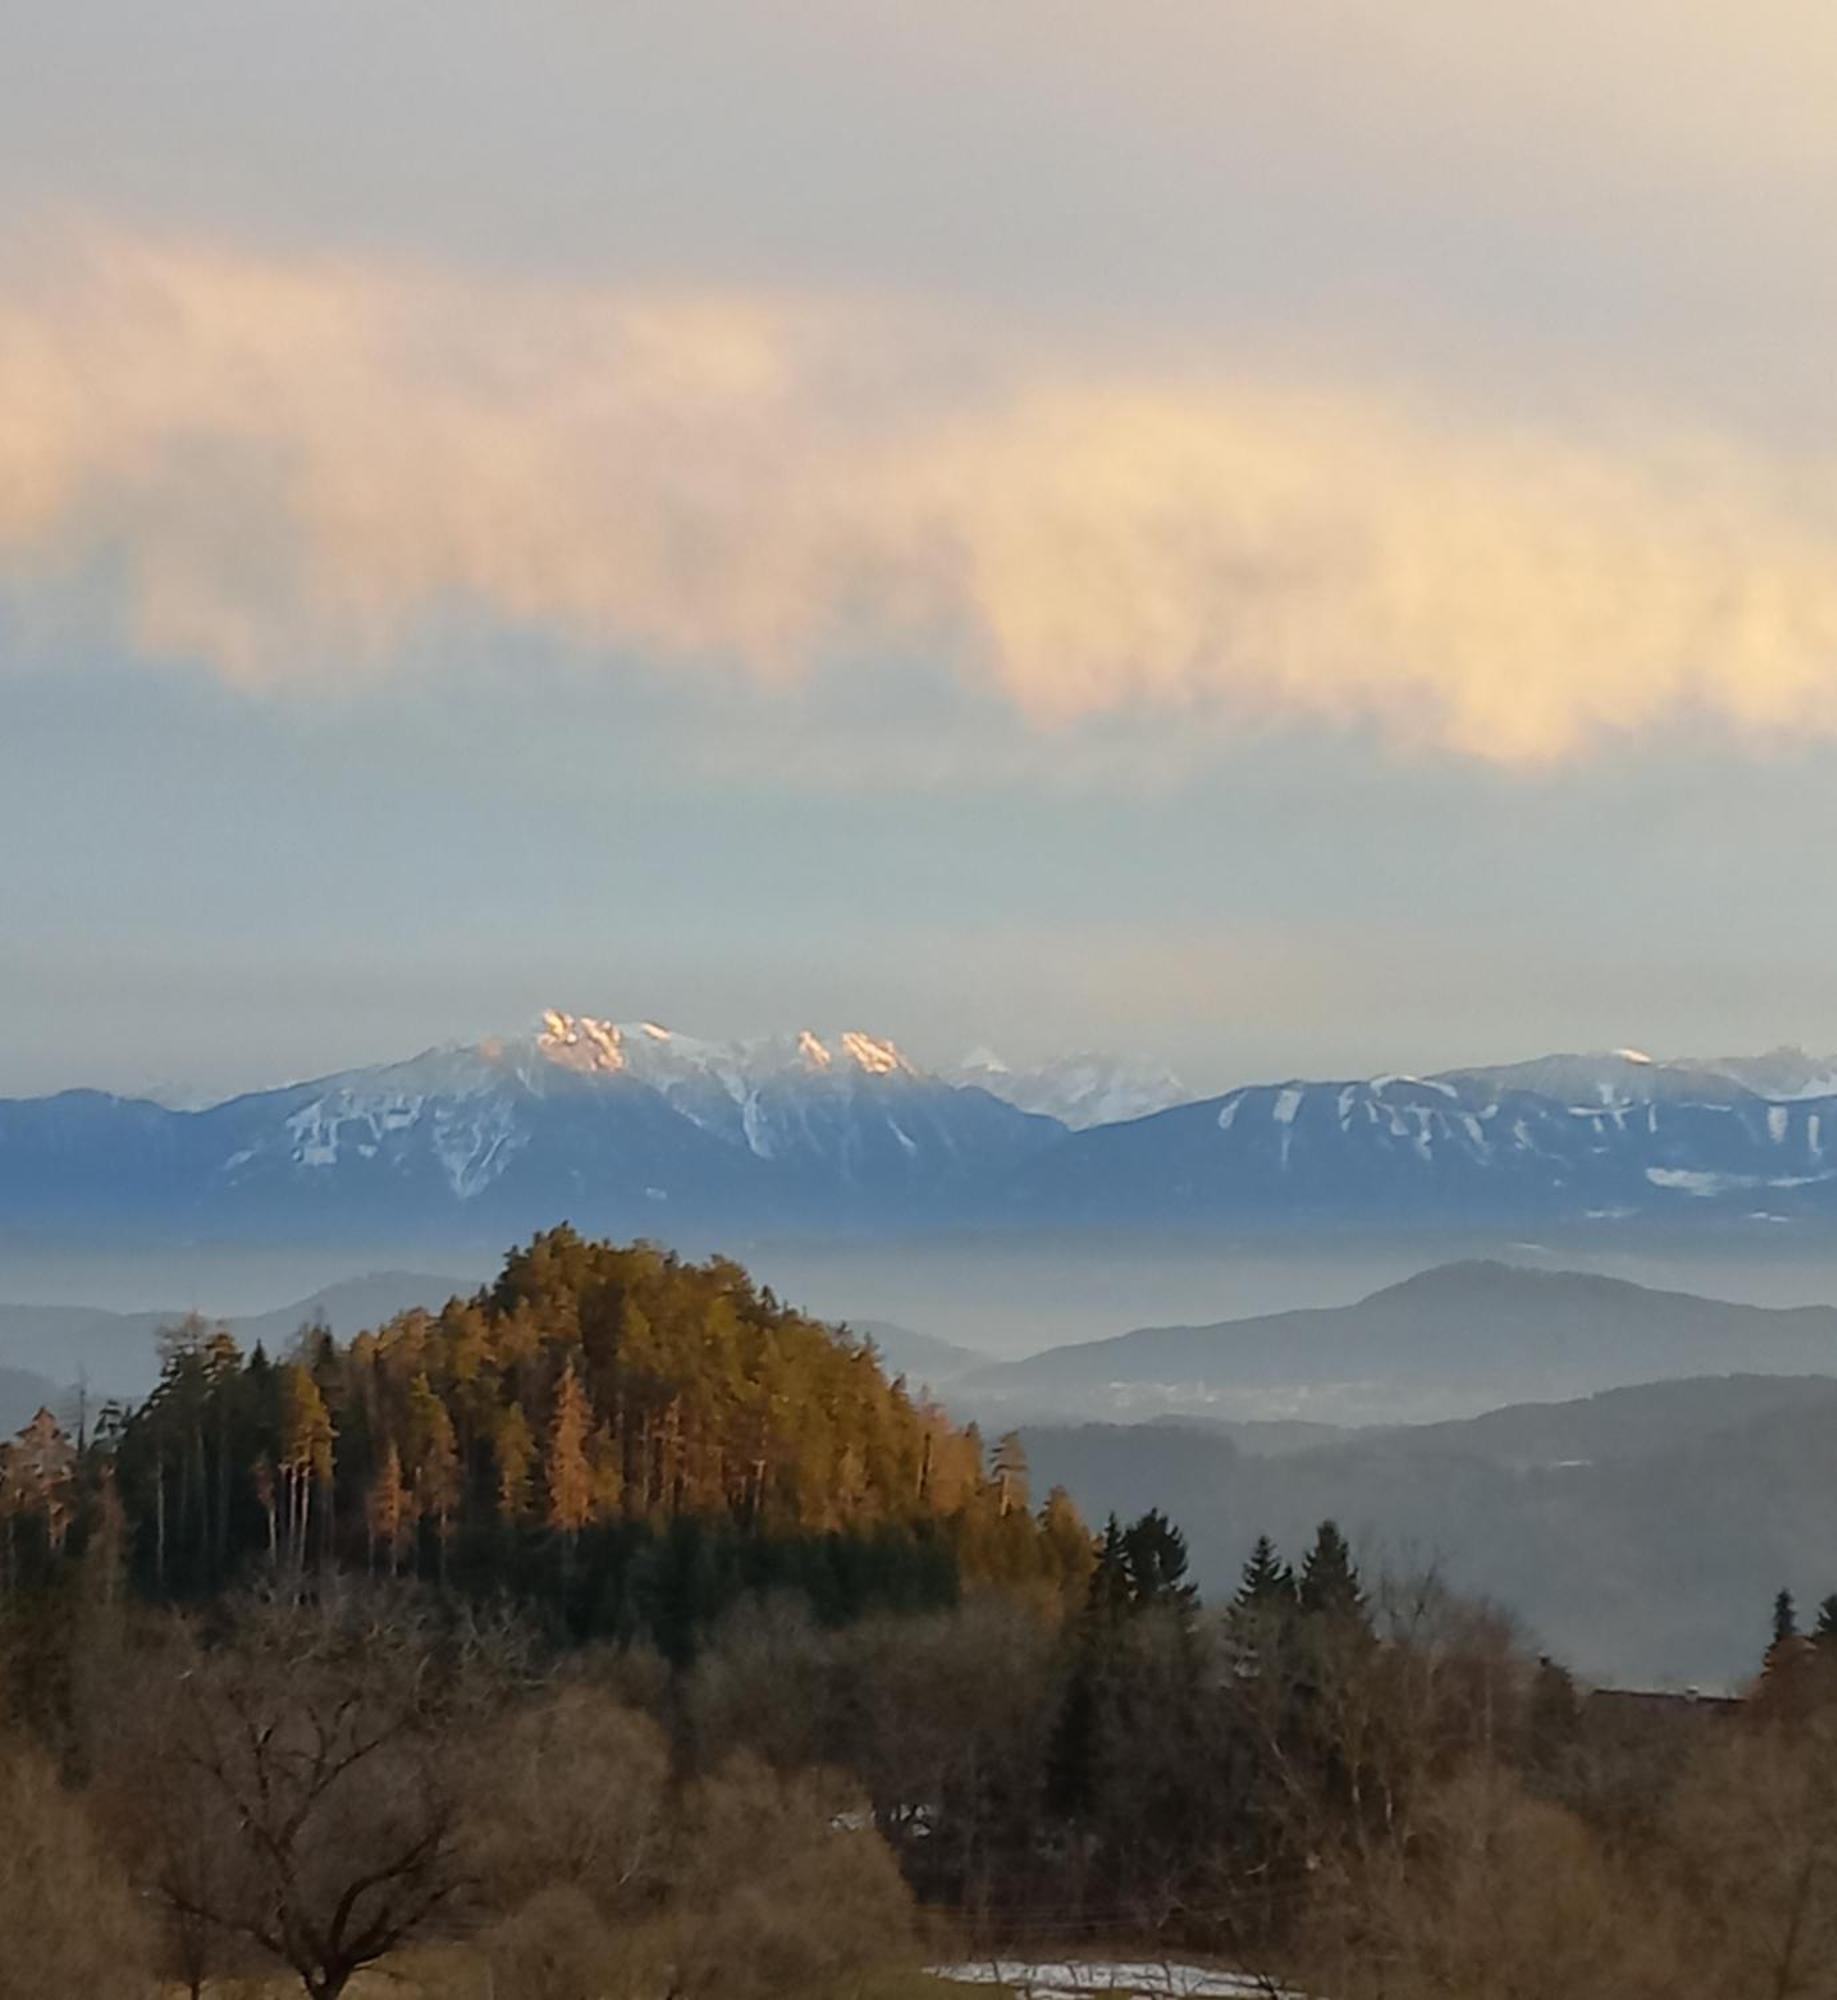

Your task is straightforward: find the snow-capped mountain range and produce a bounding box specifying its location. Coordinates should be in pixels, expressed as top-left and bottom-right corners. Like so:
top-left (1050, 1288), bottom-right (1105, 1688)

top-left (5, 1018), bottom-right (1837, 1251)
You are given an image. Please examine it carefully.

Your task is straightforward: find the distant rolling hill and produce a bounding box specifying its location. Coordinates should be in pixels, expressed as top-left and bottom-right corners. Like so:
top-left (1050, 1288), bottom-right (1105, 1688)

top-left (850, 1320), bottom-right (985, 1389)
top-left (0, 1363), bottom-right (66, 1437)
top-left (1020, 1372), bottom-right (1837, 1685)
top-left (0, 1270), bottom-right (469, 1403)
top-left (958, 1260), bottom-right (1837, 1424)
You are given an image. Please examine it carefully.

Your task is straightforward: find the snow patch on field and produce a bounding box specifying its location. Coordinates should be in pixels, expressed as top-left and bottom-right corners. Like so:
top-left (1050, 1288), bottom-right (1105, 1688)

top-left (929, 1961), bottom-right (1290, 1998)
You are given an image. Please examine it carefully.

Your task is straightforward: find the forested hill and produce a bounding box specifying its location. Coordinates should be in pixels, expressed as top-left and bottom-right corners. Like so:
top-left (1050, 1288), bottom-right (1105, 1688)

top-left (94, 1228), bottom-right (1090, 1647)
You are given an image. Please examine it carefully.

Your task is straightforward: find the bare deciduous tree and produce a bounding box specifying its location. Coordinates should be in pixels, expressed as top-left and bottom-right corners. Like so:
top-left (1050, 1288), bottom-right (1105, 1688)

top-left (471, 1683), bottom-right (671, 1910)
top-left (106, 1593), bottom-right (480, 2000)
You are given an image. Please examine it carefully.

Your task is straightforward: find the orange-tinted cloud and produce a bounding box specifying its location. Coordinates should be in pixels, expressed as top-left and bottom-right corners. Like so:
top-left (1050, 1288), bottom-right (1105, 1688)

top-left (5, 228), bottom-right (1837, 761)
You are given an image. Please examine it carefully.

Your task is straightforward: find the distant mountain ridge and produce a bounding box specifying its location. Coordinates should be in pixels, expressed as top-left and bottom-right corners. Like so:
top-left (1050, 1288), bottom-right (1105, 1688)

top-left (7, 1026), bottom-right (1837, 1249)
top-left (957, 1260), bottom-right (1837, 1424)
top-left (999, 1049), bottom-right (1837, 1236)
top-left (1020, 1371), bottom-right (1837, 1682)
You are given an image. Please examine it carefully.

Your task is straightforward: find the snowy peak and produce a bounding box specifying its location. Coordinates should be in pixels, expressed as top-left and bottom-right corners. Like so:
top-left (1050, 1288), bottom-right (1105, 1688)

top-left (530, 1012), bottom-right (917, 1091)
top-left (945, 1049), bottom-right (1187, 1129)
top-left (535, 1010), bottom-right (632, 1076)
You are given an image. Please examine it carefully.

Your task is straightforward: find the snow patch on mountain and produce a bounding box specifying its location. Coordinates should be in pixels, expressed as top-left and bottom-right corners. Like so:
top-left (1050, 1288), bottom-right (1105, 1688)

top-left (1438, 1047), bottom-right (1837, 1112)
top-left (946, 1049), bottom-right (1186, 1129)
top-left (532, 1011), bottom-right (916, 1097)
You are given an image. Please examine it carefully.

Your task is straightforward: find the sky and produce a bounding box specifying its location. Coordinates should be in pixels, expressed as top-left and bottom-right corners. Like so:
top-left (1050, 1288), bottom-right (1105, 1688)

top-left (5, 1), bottom-right (1837, 1101)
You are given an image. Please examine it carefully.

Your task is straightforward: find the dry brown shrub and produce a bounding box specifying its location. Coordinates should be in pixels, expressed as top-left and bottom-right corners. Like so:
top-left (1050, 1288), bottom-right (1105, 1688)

top-left (1300, 1762), bottom-right (1697, 2000)
top-left (476, 1883), bottom-right (667, 2000)
top-left (668, 1751), bottom-right (915, 2000)
top-left (1666, 1712), bottom-right (1837, 1999)
top-left (0, 1734), bottom-right (154, 1999)
top-left (467, 1685), bottom-right (672, 1918)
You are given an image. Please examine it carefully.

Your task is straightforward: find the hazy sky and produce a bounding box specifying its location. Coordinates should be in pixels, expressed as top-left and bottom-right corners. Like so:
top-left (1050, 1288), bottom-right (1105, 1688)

top-left (5, 2), bottom-right (1837, 1099)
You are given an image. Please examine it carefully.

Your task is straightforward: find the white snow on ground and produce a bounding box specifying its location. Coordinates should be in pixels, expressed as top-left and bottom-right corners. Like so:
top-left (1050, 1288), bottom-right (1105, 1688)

top-left (929, 1960), bottom-right (1292, 1998)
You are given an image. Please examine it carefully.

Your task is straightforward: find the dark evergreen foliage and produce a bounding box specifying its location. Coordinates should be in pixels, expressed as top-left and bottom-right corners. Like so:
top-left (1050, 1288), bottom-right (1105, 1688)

top-left (1298, 1517), bottom-right (1367, 1625)
top-left (1773, 1587), bottom-right (1800, 1647)
top-left (1234, 1532), bottom-right (1297, 1612)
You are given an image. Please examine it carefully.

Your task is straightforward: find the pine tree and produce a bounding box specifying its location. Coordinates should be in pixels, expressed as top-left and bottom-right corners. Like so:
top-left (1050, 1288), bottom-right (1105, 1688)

top-left (1814, 1594), bottom-right (1837, 1646)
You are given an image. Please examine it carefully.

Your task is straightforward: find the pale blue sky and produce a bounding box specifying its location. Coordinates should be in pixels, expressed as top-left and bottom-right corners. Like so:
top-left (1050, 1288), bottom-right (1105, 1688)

top-left (4, 3), bottom-right (1836, 1098)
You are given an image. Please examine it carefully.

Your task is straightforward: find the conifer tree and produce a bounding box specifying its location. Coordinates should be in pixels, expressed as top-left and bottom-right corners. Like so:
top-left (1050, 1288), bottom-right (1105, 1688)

top-left (495, 1402), bottom-right (534, 1524)
top-left (1298, 1519), bottom-right (1367, 1625)
top-left (1087, 1515), bottom-right (1133, 1622)
top-left (1225, 1532), bottom-right (1299, 1681)
top-left (1773, 1587), bottom-right (1800, 1648)
top-left (367, 1443), bottom-right (406, 1576)
top-left (1234, 1533), bottom-right (1297, 1612)
top-left (277, 1366), bottom-right (333, 1569)
top-left (991, 1432), bottom-right (1030, 1518)
top-left (1760, 1586), bottom-right (1813, 1709)
top-left (403, 1372), bottom-right (459, 1570)
top-left (1038, 1486), bottom-right (1096, 1603)
top-left (547, 1361), bottom-right (593, 1540)
top-left (1814, 1594), bottom-right (1837, 1646)
top-left (1121, 1508), bottom-right (1197, 1614)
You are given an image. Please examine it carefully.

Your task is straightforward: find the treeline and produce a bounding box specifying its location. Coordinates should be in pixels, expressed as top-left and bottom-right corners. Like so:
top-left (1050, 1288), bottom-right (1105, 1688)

top-left (11, 1229), bottom-right (1092, 1650)
top-left (9, 1229), bottom-right (1837, 1996)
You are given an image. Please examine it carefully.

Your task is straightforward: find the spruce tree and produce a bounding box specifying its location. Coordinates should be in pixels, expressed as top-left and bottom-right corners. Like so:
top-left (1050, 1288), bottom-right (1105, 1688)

top-left (1234, 1533), bottom-right (1297, 1611)
top-left (1298, 1519), bottom-right (1366, 1624)
top-left (1815, 1595), bottom-right (1837, 1647)
top-left (1773, 1587), bottom-right (1800, 1648)
top-left (1121, 1509), bottom-right (1197, 1614)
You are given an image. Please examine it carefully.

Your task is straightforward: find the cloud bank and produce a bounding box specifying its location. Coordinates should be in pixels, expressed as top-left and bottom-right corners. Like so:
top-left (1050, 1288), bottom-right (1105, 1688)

top-left (5, 230), bottom-right (1837, 761)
